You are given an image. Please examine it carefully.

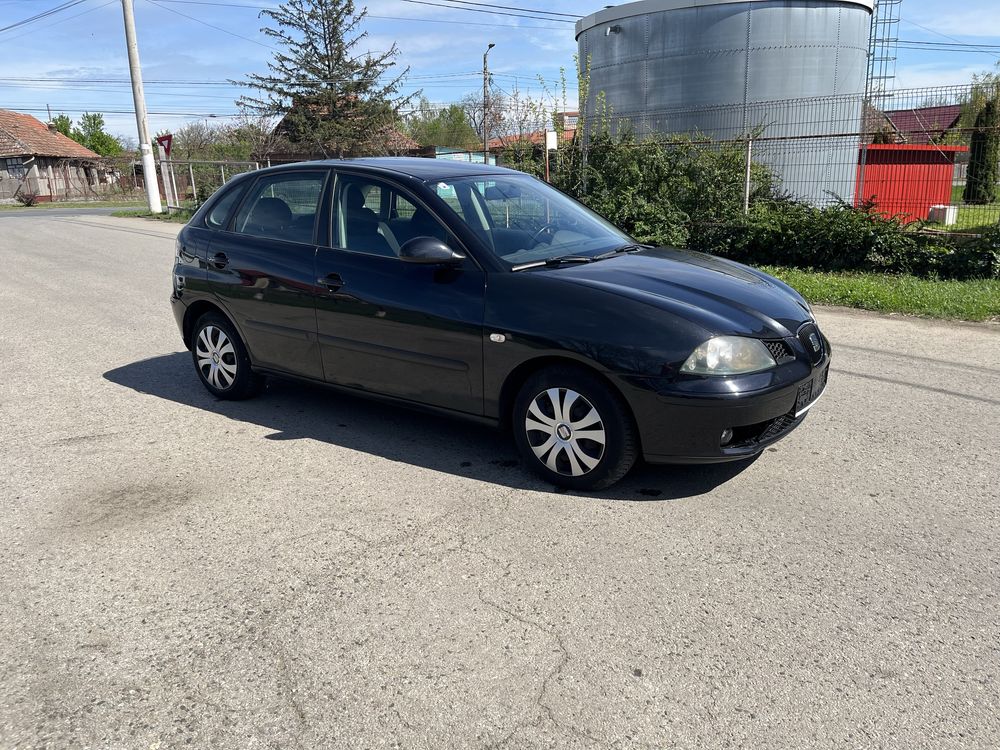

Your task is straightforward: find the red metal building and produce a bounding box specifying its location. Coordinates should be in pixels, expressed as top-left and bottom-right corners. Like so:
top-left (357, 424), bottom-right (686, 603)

top-left (855, 144), bottom-right (967, 223)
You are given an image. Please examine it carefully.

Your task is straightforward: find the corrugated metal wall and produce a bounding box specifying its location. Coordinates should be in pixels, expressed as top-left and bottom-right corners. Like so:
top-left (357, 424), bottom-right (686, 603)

top-left (577, 0), bottom-right (873, 205)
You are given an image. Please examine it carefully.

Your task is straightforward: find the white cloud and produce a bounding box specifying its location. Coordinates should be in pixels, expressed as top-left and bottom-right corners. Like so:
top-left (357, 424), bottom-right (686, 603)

top-left (906, 10), bottom-right (1000, 39)
top-left (893, 62), bottom-right (991, 89)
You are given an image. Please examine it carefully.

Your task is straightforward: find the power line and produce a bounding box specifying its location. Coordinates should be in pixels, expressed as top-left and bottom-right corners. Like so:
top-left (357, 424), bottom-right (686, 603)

top-left (142, 0), bottom-right (279, 49)
top-left (434, 0), bottom-right (581, 18)
top-left (394, 0), bottom-right (574, 23)
top-left (151, 0), bottom-right (566, 29)
top-left (0, 0), bottom-right (115, 42)
top-left (0, 0), bottom-right (90, 35)
top-left (900, 17), bottom-right (1000, 61)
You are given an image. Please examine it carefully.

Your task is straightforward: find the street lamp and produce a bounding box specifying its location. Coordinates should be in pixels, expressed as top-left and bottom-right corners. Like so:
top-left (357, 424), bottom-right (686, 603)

top-left (483, 42), bottom-right (495, 165)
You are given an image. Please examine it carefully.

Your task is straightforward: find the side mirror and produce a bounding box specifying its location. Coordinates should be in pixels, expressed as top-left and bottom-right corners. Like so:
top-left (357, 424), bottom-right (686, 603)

top-left (399, 236), bottom-right (466, 265)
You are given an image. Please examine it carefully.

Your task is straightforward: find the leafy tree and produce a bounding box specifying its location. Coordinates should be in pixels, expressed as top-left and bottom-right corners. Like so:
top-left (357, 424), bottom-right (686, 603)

top-left (238, 0), bottom-right (414, 157)
top-left (405, 99), bottom-right (478, 149)
top-left (65, 112), bottom-right (123, 156)
top-left (51, 114), bottom-right (72, 137)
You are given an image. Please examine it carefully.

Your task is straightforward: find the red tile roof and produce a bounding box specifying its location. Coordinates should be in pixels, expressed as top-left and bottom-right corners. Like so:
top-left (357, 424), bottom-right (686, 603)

top-left (0, 109), bottom-right (100, 158)
top-left (884, 105), bottom-right (962, 145)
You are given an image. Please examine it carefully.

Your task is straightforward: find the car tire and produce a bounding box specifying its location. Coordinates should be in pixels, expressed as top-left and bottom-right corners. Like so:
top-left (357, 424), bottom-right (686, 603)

top-left (512, 365), bottom-right (638, 490)
top-left (191, 312), bottom-right (264, 400)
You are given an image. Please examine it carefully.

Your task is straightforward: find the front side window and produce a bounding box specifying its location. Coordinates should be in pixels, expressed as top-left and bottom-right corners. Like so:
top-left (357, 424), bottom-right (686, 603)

top-left (333, 175), bottom-right (453, 258)
top-left (233, 172), bottom-right (326, 243)
top-left (432, 175), bottom-right (630, 267)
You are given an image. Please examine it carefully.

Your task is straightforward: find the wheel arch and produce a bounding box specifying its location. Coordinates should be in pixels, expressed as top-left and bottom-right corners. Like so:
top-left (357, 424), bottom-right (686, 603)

top-left (182, 299), bottom-right (235, 350)
top-left (497, 355), bottom-right (638, 437)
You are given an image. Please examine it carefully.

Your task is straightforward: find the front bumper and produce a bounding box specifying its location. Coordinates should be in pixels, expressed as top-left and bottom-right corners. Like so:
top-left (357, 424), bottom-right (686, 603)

top-left (623, 348), bottom-right (831, 465)
top-left (170, 291), bottom-right (188, 344)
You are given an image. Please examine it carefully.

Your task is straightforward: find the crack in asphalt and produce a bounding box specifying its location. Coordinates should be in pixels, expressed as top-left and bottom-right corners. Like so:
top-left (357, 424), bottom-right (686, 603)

top-left (477, 591), bottom-right (611, 749)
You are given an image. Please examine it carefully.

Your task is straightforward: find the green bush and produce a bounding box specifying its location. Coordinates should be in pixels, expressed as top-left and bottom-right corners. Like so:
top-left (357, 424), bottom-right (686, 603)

top-left (503, 123), bottom-right (999, 280)
top-left (695, 201), bottom-right (1000, 280)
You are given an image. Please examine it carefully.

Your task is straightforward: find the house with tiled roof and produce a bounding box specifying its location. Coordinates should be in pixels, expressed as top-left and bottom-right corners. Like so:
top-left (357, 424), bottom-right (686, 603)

top-left (0, 108), bottom-right (105, 202)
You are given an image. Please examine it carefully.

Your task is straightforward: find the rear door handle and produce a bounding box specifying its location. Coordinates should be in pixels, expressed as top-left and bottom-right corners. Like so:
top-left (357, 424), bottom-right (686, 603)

top-left (317, 273), bottom-right (344, 291)
top-left (211, 252), bottom-right (229, 270)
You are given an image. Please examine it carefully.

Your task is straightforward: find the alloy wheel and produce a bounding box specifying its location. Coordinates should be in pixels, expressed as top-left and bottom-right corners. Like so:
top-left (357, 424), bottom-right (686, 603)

top-left (195, 325), bottom-right (238, 390)
top-left (524, 387), bottom-right (606, 477)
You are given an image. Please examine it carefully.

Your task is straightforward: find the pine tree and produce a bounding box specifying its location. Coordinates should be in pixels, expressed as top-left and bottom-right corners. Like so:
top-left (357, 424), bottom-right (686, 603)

top-left (964, 99), bottom-right (1000, 205)
top-left (237, 0), bottom-right (414, 157)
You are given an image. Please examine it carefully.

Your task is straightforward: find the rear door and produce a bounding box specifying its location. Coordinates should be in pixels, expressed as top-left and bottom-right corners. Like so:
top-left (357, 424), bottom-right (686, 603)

top-left (313, 172), bottom-right (486, 414)
top-left (206, 169), bottom-right (329, 380)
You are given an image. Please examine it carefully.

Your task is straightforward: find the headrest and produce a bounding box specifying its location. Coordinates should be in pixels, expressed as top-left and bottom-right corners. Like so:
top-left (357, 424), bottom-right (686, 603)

top-left (345, 185), bottom-right (367, 211)
top-left (250, 196), bottom-right (291, 226)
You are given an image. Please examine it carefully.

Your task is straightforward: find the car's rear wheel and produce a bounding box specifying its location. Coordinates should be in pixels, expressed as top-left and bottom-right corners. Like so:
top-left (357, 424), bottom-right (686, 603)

top-left (512, 366), bottom-right (638, 490)
top-left (191, 312), bottom-right (263, 400)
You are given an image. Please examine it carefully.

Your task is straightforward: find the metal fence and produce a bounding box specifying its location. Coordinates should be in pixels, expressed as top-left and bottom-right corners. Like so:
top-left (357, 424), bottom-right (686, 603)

top-left (157, 158), bottom-right (261, 210)
top-left (0, 156), bottom-right (145, 203)
top-left (586, 82), bottom-right (1000, 231)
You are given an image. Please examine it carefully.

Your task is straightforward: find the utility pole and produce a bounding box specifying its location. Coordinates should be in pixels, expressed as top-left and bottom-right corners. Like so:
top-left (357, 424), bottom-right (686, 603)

top-left (121, 0), bottom-right (161, 213)
top-left (483, 42), bottom-right (495, 165)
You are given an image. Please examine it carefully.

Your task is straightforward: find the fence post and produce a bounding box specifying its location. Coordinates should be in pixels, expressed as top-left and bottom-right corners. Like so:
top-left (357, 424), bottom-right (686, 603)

top-left (220, 164), bottom-right (227, 184)
top-left (189, 164), bottom-right (198, 205)
top-left (743, 137), bottom-right (753, 215)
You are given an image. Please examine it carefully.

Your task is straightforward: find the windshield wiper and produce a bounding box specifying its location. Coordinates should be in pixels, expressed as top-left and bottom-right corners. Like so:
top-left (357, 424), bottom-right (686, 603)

top-left (511, 255), bottom-right (595, 271)
top-left (592, 243), bottom-right (648, 261)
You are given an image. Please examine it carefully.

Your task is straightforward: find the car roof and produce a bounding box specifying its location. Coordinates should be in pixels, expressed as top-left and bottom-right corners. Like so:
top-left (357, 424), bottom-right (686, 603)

top-left (254, 156), bottom-right (526, 182)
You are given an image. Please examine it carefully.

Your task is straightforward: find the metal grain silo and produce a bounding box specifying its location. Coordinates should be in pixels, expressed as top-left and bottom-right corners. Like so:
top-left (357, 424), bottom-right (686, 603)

top-left (576, 0), bottom-right (874, 205)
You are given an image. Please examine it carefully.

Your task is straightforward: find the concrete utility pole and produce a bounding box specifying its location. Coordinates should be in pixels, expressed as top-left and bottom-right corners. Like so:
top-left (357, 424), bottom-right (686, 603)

top-left (483, 42), bottom-right (495, 165)
top-left (121, 0), bottom-right (161, 213)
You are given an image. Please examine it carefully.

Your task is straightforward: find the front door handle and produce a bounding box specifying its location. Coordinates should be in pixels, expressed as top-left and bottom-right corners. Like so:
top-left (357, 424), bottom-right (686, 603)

top-left (317, 273), bottom-right (344, 291)
top-left (211, 252), bottom-right (229, 270)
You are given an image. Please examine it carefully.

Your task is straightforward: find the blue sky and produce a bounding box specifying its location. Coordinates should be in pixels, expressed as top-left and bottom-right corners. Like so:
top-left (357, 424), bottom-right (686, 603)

top-left (1, 0), bottom-right (998, 141)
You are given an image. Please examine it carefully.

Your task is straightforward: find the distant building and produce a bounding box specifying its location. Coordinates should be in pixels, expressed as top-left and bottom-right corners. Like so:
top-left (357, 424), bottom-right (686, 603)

top-left (883, 105), bottom-right (963, 145)
top-left (0, 109), bottom-right (102, 202)
top-left (487, 111), bottom-right (578, 152)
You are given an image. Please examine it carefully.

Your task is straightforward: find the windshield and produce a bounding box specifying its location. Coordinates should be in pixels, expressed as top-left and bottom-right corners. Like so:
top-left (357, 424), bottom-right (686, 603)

top-left (429, 174), bottom-right (632, 267)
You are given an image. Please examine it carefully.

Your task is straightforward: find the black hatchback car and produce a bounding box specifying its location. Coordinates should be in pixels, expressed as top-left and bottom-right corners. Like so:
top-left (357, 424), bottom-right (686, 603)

top-left (171, 158), bottom-right (830, 489)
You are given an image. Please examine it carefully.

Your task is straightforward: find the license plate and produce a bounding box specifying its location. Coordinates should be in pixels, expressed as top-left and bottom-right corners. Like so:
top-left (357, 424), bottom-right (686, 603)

top-left (794, 366), bottom-right (828, 417)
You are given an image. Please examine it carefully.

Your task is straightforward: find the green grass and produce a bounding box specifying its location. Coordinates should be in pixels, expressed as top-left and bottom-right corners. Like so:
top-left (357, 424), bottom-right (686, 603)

top-left (0, 200), bottom-right (145, 211)
top-left (932, 185), bottom-right (1000, 233)
top-left (112, 208), bottom-right (192, 223)
top-left (762, 266), bottom-right (1000, 322)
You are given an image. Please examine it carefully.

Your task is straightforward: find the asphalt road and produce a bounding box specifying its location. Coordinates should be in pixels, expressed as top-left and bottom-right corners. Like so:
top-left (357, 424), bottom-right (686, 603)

top-left (1, 212), bottom-right (998, 749)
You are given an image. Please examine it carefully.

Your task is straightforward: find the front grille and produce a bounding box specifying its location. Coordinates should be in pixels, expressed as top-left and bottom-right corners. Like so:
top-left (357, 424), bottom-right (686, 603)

top-left (730, 411), bottom-right (803, 448)
top-left (763, 339), bottom-right (794, 363)
top-left (758, 413), bottom-right (799, 443)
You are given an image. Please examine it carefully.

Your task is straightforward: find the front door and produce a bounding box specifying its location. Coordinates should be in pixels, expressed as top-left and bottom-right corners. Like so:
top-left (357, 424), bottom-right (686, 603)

top-left (206, 169), bottom-right (329, 380)
top-left (314, 173), bottom-right (485, 415)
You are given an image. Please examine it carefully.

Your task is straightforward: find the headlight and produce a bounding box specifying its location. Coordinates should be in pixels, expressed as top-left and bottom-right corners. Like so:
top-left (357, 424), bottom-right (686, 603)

top-left (681, 336), bottom-right (776, 376)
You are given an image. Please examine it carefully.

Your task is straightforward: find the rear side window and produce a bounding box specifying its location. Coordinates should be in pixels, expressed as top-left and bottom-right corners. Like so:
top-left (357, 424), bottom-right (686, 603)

top-left (233, 172), bottom-right (327, 244)
top-left (204, 183), bottom-right (245, 229)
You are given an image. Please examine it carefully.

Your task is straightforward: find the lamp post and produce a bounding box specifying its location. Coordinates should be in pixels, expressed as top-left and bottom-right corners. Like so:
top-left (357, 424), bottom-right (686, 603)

top-left (483, 42), bottom-right (495, 165)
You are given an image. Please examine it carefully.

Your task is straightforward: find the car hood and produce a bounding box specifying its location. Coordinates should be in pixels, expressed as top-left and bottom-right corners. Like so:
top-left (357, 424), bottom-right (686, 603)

top-left (548, 247), bottom-right (811, 338)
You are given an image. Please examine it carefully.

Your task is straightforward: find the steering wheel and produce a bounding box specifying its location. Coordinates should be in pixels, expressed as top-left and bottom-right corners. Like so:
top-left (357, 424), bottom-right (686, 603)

top-left (530, 222), bottom-right (560, 244)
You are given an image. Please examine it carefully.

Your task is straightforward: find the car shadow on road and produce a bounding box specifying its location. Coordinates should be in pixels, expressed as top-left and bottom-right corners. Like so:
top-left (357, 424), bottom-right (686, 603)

top-left (104, 353), bottom-right (757, 502)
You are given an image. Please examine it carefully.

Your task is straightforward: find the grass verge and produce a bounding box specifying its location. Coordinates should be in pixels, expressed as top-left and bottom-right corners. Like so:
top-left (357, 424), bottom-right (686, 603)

top-left (112, 208), bottom-right (192, 223)
top-left (762, 266), bottom-right (1000, 322)
top-left (0, 200), bottom-right (146, 211)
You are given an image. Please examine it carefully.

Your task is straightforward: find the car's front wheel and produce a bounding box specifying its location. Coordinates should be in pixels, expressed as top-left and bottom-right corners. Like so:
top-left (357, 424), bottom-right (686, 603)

top-left (512, 366), bottom-right (638, 490)
top-left (191, 312), bottom-right (263, 400)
